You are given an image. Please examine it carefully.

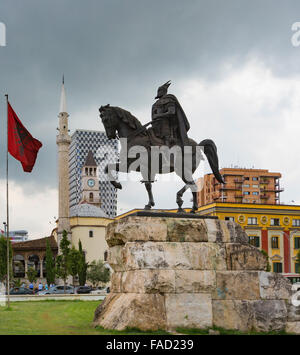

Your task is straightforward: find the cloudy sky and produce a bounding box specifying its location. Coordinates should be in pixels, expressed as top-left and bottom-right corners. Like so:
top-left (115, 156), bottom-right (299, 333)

top-left (1, 0), bottom-right (300, 238)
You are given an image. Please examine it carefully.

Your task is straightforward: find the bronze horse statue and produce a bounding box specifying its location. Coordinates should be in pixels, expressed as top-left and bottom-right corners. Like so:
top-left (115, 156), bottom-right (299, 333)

top-left (99, 104), bottom-right (224, 213)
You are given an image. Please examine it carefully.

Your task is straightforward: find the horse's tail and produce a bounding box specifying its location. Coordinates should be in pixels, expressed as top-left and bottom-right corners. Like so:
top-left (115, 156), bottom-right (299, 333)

top-left (199, 139), bottom-right (225, 184)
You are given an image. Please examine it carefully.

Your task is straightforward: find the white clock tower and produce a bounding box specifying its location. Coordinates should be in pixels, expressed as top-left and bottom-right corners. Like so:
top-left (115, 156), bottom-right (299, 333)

top-left (80, 151), bottom-right (101, 207)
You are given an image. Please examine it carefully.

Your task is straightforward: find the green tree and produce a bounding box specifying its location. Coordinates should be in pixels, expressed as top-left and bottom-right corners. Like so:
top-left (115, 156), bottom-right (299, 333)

top-left (55, 230), bottom-right (71, 293)
top-left (27, 267), bottom-right (38, 283)
top-left (13, 278), bottom-right (22, 288)
top-left (68, 246), bottom-right (80, 288)
top-left (45, 239), bottom-right (56, 286)
top-left (0, 236), bottom-right (13, 285)
top-left (87, 260), bottom-right (110, 288)
top-left (261, 249), bottom-right (271, 272)
top-left (78, 240), bottom-right (88, 286)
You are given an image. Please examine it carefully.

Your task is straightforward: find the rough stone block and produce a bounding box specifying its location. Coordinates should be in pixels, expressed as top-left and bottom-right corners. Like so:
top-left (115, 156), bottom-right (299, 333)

top-left (107, 245), bottom-right (125, 272)
top-left (123, 242), bottom-right (227, 271)
top-left (175, 270), bottom-right (216, 293)
top-left (213, 271), bottom-right (260, 300)
top-left (259, 272), bottom-right (292, 300)
top-left (212, 300), bottom-right (253, 332)
top-left (226, 244), bottom-right (267, 270)
top-left (110, 272), bottom-right (122, 293)
top-left (287, 302), bottom-right (300, 322)
top-left (166, 218), bottom-right (208, 242)
top-left (93, 293), bottom-right (167, 331)
top-left (106, 217), bottom-right (168, 247)
top-left (251, 300), bottom-right (287, 332)
top-left (165, 293), bottom-right (212, 329)
top-left (121, 270), bottom-right (175, 293)
top-left (286, 321), bottom-right (300, 334)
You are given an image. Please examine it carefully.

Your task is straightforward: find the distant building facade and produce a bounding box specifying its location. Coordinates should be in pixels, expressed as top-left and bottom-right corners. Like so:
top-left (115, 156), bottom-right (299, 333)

top-left (197, 202), bottom-right (300, 282)
top-left (197, 168), bottom-right (283, 207)
top-left (69, 129), bottom-right (118, 218)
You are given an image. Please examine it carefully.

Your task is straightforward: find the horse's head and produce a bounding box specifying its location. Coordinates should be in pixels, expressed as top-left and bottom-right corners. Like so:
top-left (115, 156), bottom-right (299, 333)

top-left (99, 105), bottom-right (143, 140)
top-left (99, 104), bottom-right (118, 139)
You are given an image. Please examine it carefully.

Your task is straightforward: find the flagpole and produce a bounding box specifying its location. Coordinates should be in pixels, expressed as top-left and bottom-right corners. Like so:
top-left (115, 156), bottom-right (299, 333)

top-left (5, 94), bottom-right (10, 308)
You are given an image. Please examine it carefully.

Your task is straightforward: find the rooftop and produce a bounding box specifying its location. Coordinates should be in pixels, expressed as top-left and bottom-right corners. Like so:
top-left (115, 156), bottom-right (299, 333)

top-left (70, 203), bottom-right (109, 218)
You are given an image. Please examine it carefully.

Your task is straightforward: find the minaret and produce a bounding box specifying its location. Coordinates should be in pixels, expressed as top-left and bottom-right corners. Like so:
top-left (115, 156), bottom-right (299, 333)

top-left (56, 76), bottom-right (71, 245)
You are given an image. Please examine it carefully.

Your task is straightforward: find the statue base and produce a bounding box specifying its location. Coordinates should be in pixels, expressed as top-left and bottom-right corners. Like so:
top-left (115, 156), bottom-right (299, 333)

top-left (94, 216), bottom-right (299, 333)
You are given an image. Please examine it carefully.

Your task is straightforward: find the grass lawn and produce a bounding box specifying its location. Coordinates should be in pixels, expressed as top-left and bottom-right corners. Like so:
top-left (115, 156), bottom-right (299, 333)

top-left (0, 301), bottom-right (169, 335)
top-left (0, 301), bottom-right (291, 335)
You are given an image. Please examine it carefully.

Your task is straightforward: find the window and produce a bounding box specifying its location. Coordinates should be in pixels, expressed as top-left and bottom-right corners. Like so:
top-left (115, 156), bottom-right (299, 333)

top-left (295, 237), bottom-right (300, 249)
top-left (244, 191), bottom-right (250, 195)
top-left (270, 218), bottom-right (280, 226)
top-left (89, 230), bottom-right (94, 238)
top-left (225, 216), bottom-right (235, 222)
top-left (248, 217), bottom-right (257, 225)
top-left (273, 262), bottom-right (282, 273)
top-left (253, 191), bottom-right (259, 195)
top-left (296, 263), bottom-right (300, 274)
top-left (253, 184), bottom-right (259, 188)
top-left (244, 177), bottom-right (249, 180)
top-left (271, 236), bottom-right (279, 249)
top-left (243, 184), bottom-right (250, 188)
top-left (252, 177), bottom-right (258, 181)
top-left (85, 168), bottom-right (88, 175)
top-left (104, 251), bottom-right (108, 261)
top-left (89, 192), bottom-right (93, 202)
top-left (293, 219), bottom-right (300, 227)
top-left (249, 236), bottom-right (260, 247)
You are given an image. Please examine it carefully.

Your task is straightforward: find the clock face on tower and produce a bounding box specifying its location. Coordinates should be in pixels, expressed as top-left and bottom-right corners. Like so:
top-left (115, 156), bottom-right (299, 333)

top-left (87, 179), bottom-right (95, 187)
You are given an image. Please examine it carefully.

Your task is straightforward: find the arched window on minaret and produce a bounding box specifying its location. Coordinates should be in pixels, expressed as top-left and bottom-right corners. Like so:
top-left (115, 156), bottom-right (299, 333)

top-left (89, 168), bottom-right (93, 176)
top-left (85, 167), bottom-right (88, 176)
top-left (89, 192), bottom-right (93, 202)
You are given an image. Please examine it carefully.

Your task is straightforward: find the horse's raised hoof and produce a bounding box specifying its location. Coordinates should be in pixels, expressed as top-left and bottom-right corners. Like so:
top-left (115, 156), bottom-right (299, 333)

top-left (144, 204), bottom-right (152, 210)
top-left (190, 209), bottom-right (196, 214)
top-left (177, 208), bottom-right (185, 213)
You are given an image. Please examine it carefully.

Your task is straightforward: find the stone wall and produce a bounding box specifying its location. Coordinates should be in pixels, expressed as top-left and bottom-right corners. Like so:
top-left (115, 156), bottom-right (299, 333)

top-left (94, 216), bottom-right (299, 333)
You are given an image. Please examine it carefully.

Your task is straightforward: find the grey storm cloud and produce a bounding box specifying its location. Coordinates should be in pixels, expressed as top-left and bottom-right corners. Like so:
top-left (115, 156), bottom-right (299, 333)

top-left (0, 0), bottom-right (299, 188)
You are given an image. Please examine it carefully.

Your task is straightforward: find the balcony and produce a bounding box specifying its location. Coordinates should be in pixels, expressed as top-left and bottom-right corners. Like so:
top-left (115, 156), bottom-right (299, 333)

top-left (220, 186), bottom-right (242, 191)
top-left (259, 178), bottom-right (270, 183)
top-left (234, 178), bottom-right (244, 183)
top-left (260, 187), bottom-right (284, 193)
top-left (235, 193), bottom-right (243, 198)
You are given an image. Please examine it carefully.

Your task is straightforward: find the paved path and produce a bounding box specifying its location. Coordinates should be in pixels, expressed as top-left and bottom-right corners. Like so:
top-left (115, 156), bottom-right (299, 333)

top-left (0, 293), bottom-right (106, 303)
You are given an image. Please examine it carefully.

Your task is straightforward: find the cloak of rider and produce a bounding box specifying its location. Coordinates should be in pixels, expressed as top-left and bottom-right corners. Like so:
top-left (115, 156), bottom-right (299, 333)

top-left (152, 81), bottom-right (190, 146)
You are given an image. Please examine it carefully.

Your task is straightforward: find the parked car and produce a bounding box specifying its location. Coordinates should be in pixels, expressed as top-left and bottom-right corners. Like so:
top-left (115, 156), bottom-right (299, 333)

top-left (91, 286), bottom-right (109, 294)
top-left (38, 285), bottom-right (74, 295)
top-left (8, 287), bottom-right (34, 295)
top-left (75, 286), bottom-right (92, 294)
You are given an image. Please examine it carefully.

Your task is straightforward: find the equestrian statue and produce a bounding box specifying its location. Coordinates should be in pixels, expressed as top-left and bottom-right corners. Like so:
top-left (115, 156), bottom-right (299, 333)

top-left (99, 81), bottom-right (224, 213)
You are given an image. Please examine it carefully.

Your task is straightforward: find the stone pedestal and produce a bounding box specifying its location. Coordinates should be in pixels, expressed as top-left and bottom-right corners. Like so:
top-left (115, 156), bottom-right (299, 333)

top-left (94, 216), bottom-right (298, 333)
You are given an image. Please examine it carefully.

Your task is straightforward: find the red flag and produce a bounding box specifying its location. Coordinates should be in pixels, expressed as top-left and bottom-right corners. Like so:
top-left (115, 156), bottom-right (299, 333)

top-left (7, 102), bottom-right (42, 172)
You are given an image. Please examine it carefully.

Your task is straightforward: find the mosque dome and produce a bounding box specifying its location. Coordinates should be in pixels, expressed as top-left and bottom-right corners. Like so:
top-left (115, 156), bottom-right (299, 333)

top-left (70, 203), bottom-right (109, 218)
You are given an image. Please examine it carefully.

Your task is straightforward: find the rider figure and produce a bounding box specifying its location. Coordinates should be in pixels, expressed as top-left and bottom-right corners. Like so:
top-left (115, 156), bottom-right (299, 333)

top-left (151, 81), bottom-right (190, 147)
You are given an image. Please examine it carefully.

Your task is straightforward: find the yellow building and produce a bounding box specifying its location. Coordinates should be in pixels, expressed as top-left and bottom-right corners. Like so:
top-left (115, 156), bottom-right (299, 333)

top-left (197, 202), bottom-right (300, 280)
top-left (53, 203), bottom-right (112, 263)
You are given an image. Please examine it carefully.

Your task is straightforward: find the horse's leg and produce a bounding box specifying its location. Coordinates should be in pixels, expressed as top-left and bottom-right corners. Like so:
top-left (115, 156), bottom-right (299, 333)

top-left (180, 172), bottom-right (198, 213)
top-left (144, 181), bottom-right (155, 210)
top-left (176, 184), bottom-right (188, 213)
top-left (104, 162), bottom-right (122, 189)
top-left (141, 166), bottom-right (155, 209)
